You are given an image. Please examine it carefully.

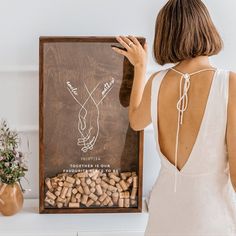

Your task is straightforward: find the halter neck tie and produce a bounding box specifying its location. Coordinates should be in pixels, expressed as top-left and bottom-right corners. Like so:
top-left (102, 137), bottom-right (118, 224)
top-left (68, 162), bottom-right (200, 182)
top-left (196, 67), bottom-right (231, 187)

top-left (169, 67), bottom-right (216, 193)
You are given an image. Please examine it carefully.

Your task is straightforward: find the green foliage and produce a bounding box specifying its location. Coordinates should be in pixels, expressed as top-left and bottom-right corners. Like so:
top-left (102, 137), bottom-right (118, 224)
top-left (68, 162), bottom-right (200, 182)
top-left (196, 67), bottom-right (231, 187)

top-left (0, 120), bottom-right (28, 185)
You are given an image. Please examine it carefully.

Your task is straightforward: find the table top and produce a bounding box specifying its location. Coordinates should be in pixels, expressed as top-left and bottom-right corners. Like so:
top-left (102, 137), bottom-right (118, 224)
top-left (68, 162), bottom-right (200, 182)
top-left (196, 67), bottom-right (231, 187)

top-left (0, 198), bottom-right (149, 236)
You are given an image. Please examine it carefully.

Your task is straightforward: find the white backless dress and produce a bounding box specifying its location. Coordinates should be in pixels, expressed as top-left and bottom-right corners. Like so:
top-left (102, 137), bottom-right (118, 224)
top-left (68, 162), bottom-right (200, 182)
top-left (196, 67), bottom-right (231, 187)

top-left (144, 67), bottom-right (236, 236)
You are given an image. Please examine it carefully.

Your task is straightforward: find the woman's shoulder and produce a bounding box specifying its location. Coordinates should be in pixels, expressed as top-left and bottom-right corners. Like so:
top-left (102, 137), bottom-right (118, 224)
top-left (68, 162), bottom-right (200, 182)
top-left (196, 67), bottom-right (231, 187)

top-left (213, 67), bottom-right (236, 82)
top-left (229, 70), bottom-right (236, 92)
top-left (229, 70), bottom-right (236, 79)
top-left (220, 68), bottom-right (236, 85)
top-left (217, 67), bottom-right (236, 76)
top-left (214, 68), bottom-right (236, 92)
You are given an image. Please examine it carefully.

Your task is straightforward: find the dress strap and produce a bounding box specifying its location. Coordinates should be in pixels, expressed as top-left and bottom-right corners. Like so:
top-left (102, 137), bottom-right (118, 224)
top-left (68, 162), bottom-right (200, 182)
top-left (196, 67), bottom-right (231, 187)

top-left (170, 66), bottom-right (217, 193)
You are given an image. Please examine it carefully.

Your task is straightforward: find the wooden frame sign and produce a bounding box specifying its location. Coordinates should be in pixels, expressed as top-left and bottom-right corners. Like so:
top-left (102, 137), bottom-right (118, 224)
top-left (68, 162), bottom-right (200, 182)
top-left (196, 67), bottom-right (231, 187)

top-left (39, 36), bottom-right (145, 213)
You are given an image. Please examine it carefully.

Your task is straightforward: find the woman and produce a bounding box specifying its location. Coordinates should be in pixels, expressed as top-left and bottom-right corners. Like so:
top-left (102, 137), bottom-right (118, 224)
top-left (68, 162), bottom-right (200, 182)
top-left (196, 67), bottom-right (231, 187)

top-left (112, 0), bottom-right (236, 235)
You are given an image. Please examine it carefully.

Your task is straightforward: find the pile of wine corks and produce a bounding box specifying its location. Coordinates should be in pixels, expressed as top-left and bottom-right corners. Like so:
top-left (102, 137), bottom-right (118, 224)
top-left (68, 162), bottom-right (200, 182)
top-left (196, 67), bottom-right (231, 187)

top-left (44, 170), bottom-right (138, 208)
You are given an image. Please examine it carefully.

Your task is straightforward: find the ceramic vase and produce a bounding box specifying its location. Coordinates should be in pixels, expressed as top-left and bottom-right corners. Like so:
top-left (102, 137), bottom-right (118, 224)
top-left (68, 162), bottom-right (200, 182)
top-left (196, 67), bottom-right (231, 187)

top-left (0, 182), bottom-right (24, 216)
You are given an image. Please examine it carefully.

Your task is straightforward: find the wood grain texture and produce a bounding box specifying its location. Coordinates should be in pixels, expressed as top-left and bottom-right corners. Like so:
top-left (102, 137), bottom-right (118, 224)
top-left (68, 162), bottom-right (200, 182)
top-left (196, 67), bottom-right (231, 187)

top-left (39, 37), bottom-right (145, 213)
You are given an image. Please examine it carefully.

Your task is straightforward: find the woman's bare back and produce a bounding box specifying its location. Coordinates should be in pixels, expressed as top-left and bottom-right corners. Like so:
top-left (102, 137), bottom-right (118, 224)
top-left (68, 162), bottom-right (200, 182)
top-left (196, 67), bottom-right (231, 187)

top-left (157, 67), bottom-right (217, 171)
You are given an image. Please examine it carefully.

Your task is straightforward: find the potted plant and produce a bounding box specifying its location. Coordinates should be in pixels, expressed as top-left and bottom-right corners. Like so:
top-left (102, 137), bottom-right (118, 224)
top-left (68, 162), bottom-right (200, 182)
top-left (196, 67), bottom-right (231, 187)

top-left (0, 120), bottom-right (28, 216)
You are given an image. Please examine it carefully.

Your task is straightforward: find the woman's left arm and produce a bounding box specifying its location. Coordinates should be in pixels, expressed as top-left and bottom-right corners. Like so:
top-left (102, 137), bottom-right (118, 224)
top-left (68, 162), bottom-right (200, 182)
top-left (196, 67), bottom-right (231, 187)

top-left (227, 71), bottom-right (236, 192)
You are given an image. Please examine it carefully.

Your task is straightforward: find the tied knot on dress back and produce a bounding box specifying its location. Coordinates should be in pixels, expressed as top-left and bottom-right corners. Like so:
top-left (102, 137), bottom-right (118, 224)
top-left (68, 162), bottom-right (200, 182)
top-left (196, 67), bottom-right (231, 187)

top-left (169, 67), bottom-right (216, 193)
top-left (176, 72), bottom-right (190, 125)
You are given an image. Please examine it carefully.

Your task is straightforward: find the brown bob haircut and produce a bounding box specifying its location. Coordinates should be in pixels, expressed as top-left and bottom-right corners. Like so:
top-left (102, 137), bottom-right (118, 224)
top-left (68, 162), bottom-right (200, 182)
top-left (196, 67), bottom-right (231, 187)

top-left (153, 0), bottom-right (224, 65)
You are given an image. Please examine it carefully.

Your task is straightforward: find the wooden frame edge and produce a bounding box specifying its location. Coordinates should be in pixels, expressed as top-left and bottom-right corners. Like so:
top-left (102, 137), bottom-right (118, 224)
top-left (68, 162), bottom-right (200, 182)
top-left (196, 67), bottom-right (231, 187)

top-left (38, 36), bottom-right (146, 213)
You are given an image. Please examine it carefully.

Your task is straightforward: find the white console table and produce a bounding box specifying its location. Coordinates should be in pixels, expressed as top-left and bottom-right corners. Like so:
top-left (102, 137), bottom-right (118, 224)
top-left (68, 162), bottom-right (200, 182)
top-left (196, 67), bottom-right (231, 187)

top-left (0, 198), bottom-right (149, 236)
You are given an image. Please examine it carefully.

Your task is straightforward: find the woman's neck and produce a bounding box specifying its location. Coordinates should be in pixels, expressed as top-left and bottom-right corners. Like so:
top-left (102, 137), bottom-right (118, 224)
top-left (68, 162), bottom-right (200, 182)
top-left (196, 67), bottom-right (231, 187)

top-left (173, 56), bottom-right (214, 72)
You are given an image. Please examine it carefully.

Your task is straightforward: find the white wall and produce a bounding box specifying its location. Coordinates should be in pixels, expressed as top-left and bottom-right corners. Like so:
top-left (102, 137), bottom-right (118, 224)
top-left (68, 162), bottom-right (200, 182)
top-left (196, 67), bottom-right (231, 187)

top-left (0, 0), bottom-right (235, 199)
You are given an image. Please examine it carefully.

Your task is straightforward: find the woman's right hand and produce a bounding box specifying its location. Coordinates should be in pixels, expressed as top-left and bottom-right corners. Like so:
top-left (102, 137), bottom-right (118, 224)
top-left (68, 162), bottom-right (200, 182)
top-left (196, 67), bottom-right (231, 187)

top-left (112, 35), bottom-right (148, 69)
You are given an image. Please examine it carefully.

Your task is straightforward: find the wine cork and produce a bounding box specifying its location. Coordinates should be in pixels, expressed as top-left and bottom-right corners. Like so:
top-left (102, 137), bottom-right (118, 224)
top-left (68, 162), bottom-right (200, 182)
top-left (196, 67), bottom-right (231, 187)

top-left (57, 202), bottom-right (63, 208)
top-left (86, 178), bottom-right (92, 185)
top-left (56, 196), bottom-right (66, 203)
top-left (46, 191), bottom-right (57, 200)
top-left (120, 172), bottom-right (131, 180)
top-left (91, 171), bottom-right (99, 180)
top-left (77, 185), bottom-right (84, 194)
top-left (56, 186), bottom-right (62, 191)
top-left (110, 173), bottom-right (120, 182)
top-left (119, 180), bottom-right (128, 191)
top-left (65, 197), bottom-right (70, 207)
top-left (131, 199), bottom-right (137, 205)
top-left (44, 170), bottom-right (138, 209)
top-left (112, 192), bottom-right (119, 204)
top-left (109, 178), bottom-right (116, 186)
top-left (64, 182), bottom-right (73, 188)
top-left (60, 187), bottom-right (68, 199)
top-left (133, 176), bottom-right (138, 188)
top-left (131, 187), bottom-right (137, 200)
top-left (86, 199), bottom-right (94, 207)
top-left (126, 176), bottom-right (133, 184)
top-left (66, 187), bottom-right (72, 198)
top-left (95, 178), bottom-right (102, 184)
top-left (45, 197), bottom-right (55, 206)
top-left (124, 198), bottom-right (130, 208)
top-left (69, 202), bottom-right (80, 208)
top-left (83, 185), bottom-right (90, 195)
top-left (81, 194), bottom-right (88, 205)
top-left (71, 194), bottom-right (77, 203)
top-left (118, 198), bottom-right (124, 207)
top-left (72, 188), bottom-right (78, 195)
top-left (45, 178), bottom-right (53, 191)
top-left (75, 178), bottom-right (81, 185)
top-left (55, 190), bottom-right (61, 197)
top-left (75, 193), bottom-right (81, 200)
top-left (95, 200), bottom-right (100, 206)
top-left (115, 183), bottom-right (123, 192)
top-left (89, 192), bottom-right (98, 202)
top-left (95, 184), bottom-right (103, 195)
top-left (90, 187), bottom-right (96, 193)
top-left (99, 193), bottom-right (107, 202)
top-left (51, 181), bottom-right (57, 189)
top-left (101, 181), bottom-right (108, 190)
top-left (108, 185), bottom-right (117, 192)
top-left (102, 196), bottom-right (110, 206)
top-left (124, 191), bottom-right (130, 199)
top-left (102, 176), bottom-right (110, 184)
top-left (108, 200), bottom-right (114, 207)
top-left (106, 190), bottom-right (112, 196)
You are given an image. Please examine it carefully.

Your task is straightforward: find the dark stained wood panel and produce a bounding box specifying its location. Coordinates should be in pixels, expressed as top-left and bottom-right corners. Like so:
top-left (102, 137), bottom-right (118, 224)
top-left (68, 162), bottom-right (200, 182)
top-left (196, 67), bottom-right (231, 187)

top-left (39, 37), bottom-right (145, 213)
